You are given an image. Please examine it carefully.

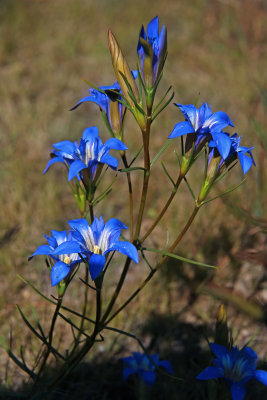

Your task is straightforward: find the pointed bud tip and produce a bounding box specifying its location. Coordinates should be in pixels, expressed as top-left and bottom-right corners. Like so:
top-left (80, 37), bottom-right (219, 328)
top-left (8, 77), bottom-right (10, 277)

top-left (217, 304), bottom-right (227, 324)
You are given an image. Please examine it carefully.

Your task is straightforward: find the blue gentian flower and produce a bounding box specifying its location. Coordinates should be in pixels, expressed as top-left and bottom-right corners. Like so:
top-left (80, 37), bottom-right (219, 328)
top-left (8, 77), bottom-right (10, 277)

top-left (43, 140), bottom-right (79, 174)
top-left (30, 230), bottom-right (80, 286)
top-left (169, 103), bottom-right (234, 159)
top-left (197, 343), bottom-right (267, 400)
top-left (229, 134), bottom-right (256, 174)
top-left (52, 216), bottom-right (139, 280)
top-left (121, 352), bottom-right (173, 386)
top-left (138, 16), bottom-right (167, 86)
top-left (209, 133), bottom-right (256, 174)
top-left (70, 72), bottom-right (138, 137)
top-left (70, 81), bottom-right (121, 114)
top-left (44, 126), bottom-right (127, 181)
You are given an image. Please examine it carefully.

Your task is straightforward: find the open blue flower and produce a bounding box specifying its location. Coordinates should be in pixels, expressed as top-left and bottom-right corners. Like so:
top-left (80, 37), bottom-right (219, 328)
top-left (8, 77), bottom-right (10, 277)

top-left (52, 216), bottom-right (139, 280)
top-left (44, 126), bottom-right (127, 181)
top-left (169, 103), bottom-right (234, 159)
top-left (197, 343), bottom-right (267, 400)
top-left (138, 16), bottom-right (167, 86)
top-left (121, 352), bottom-right (173, 386)
top-left (30, 230), bottom-right (80, 286)
top-left (68, 126), bottom-right (127, 181)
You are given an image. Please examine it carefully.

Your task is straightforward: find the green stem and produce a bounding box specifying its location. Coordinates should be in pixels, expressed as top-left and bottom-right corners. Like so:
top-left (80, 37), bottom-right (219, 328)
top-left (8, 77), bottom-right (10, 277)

top-left (121, 153), bottom-right (134, 241)
top-left (133, 107), bottom-right (152, 240)
top-left (141, 173), bottom-right (183, 242)
top-left (72, 267), bottom-right (89, 353)
top-left (101, 257), bottom-right (132, 324)
top-left (105, 206), bottom-right (200, 325)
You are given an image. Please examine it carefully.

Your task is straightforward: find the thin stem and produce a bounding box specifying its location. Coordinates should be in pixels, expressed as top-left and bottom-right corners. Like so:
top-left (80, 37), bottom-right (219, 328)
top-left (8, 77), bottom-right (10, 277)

top-left (34, 297), bottom-right (62, 384)
top-left (141, 173), bottom-right (183, 242)
top-left (121, 153), bottom-right (134, 241)
top-left (100, 257), bottom-right (132, 324)
top-left (74, 267), bottom-right (89, 352)
top-left (89, 203), bottom-right (94, 224)
top-left (48, 279), bottom-right (102, 391)
top-left (105, 206), bottom-right (200, 325)
top-left (133, 106), bottom-right (152, 241)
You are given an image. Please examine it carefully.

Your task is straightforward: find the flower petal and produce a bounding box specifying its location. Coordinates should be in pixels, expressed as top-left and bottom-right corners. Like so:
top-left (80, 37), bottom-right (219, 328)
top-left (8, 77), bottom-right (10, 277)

top-left (238, 152), bottom-right (253, 174)
top-left (98, 218), bottom-right (127, 252)
top-left (82, 126), bottom-right (99, 142)
top-left (196, 366), bottom-right (222, 380)
top-left (255, 370), bottom-right (267, 386)
top-left (99, 153), bottom-right (118, 170)
top-left (204, 111), bottom-right (234, 132)
top-left (141, 370), bottom-right (156, 386)
top-left (108, 241), bottom-right (139, 263)
top-left (176, 104), bottom-right (198, 127)
top-left (51, 240), bottom-right (82, 256)
top-left (89, 253), bottom-right (106, 280)
top-left (168, 121), bottom-right (195, 139)
top-left (51, 261), bottom-right (70, 286)
top-left (104, 138), bottom-right (127, 151)
top-left (147, 16), bottom-right (159, 39)
top-left (212, 132), bottom-right (231, 160)
top-left (30, 245), bottom-right (51, 259)
top-left (68, 218), bottom-right (95, 251)
top-left (230, 382), bottom-right (246, 400)
top-left (210, 343), bottom-right (228, 359)
top-left (43, 156), bottom-right (65, 174)
top-left (158, 360), bottom-right (174, 374)
top-left (123, 367), bottom-right (135, 381)
top-left (68, 160), bottom-right (86, 181)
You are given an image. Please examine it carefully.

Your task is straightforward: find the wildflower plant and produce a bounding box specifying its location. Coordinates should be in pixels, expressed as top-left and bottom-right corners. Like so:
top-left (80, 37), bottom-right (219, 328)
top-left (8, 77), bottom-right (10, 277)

top-left (2, 15), bottom-right (263, 400)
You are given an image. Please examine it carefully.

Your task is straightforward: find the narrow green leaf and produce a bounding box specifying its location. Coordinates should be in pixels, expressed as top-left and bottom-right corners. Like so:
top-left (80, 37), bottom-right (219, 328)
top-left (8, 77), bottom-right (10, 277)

top-left (184, 177), bottom-right (196, 201)
top-left (119, 166), bottom-right (146, 172)
top-left (201, 178), bottom-right (246, 206)
top-left (30, 304), bottom-right (46, 339)
top-left (152, 85), bottom-right (172, 115)
top-left (129, 145), bottom-right (144, 167)
top-left (150, 141), bottom-right (170, 167)
top-left (0, 335), bottom-right (36, 378)
top-left (152, 91), bottom-right (174, 122)
top-left (161, 161), bottom-right (176, 187)
top-left (145, 247), bottom-right (217, 269)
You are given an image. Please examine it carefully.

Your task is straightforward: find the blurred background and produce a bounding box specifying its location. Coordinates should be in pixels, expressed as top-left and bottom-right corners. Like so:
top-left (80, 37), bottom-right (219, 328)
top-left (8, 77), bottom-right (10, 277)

top-left (0, 0), bottom-right (266, 398)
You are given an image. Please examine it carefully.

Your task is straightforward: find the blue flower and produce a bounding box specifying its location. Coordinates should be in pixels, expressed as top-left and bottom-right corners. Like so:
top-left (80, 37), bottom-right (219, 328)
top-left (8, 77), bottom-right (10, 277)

top-left (169, 103), bottom-right (234, 160)
top-left (52, 216), bottom-right (139, 280)
top-left (43, 140), bottom-right (79, 174)
top-left (121, 352), bottom-right (173, 386)
top-left (228, 134), bottom-right (256, 174)
top-left (30, 230), bottom-right (80, 286)
top-left (137, 16), bottom-right (167, 86)
top-left (70, 73), bottom-right (138, 137)
top-left (70, 82), bottom-right (121, 114)
top-left (44, 126), bottom-right (127, 181)
top-left (209, 133), bottom-right (256, 174)
top-left (197, 343), bottom-right (267, 400)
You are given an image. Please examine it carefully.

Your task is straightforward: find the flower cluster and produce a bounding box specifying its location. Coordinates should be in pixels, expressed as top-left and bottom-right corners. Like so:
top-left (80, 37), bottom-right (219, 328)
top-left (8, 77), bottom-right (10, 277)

top-left (121, 352), bottom-right (173, 386)
top-left (169, 102), bottom-right (255, 177)
top-left (32, 216), bottom-right (138, 284)
top-left (197, 343), bottom-right (267, 400)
